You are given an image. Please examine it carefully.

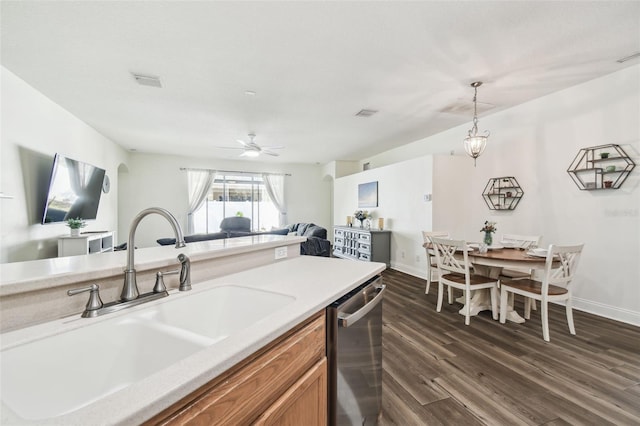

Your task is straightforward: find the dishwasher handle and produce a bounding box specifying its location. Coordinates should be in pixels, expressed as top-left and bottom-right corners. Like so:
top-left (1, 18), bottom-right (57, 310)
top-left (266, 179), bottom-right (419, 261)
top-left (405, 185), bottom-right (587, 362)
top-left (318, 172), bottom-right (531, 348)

top-left (337, 284), bottom-right (386, 328)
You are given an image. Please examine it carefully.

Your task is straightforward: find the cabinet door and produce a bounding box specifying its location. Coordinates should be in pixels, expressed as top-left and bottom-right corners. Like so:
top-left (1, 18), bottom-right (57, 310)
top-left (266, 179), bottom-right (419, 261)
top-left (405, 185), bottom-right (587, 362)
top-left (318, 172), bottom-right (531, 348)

top-left (145, 311), bottom-right (325, 426)
top-left (254, 357), bottom-right (327, 426)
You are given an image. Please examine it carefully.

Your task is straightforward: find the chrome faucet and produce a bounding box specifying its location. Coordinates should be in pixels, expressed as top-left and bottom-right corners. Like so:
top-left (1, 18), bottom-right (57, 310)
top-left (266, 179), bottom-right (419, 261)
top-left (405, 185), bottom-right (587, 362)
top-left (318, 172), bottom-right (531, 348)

top-left (178, 253), bottom-right (191, 291)
top-left (153, 254), bottom-right (191, 293)
top-left (121, 207), bottom-right (186, 301)
top-left (67, 207), bottom-right (189, 318)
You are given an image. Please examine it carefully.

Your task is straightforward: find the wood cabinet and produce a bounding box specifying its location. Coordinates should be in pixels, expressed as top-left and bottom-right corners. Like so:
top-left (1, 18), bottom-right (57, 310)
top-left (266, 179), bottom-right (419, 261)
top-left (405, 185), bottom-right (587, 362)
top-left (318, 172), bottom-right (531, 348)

top-left (254, 357), bottom-right (327, 426)
top-left (58, 231), bottom-right (114, 257)
top-left (333, 226), bottom-right (391, 267)
top-left (145, 311), bottom-right (327, 426)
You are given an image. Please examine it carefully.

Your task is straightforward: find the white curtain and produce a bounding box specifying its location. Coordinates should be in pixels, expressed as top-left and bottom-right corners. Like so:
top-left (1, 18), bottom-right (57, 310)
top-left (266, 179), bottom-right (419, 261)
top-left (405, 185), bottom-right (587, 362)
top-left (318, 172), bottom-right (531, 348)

top-left (263, 173), bottom-right (287, 227)
top-left (186, 170), bottom-right (215, 234)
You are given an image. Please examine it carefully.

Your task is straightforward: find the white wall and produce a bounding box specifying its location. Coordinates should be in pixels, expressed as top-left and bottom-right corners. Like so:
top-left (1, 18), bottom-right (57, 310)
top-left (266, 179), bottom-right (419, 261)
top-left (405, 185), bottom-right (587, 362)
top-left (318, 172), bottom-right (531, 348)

top-left (119, 152), bottom-right (331, 248)
top-left (3, 60), bottom-right (638, 325)
top-left (334, 156), bottom-right (434, 277)
top-left (0, 67), bottom-right (129, 263)
top-left (358, 65), bottom-right (640, 325)
top-left (0, 65), bottom-right (331, 259)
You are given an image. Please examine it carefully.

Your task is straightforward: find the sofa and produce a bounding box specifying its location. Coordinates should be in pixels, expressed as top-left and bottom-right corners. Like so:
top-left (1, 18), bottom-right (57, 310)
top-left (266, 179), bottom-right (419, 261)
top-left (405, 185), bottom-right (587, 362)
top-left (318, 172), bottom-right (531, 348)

top-left (157, 221), bottom-right (330, 257)
top-left (156, 228), bottom-right (288, 246)
top-left (287, 223), bottom-right (331, 257)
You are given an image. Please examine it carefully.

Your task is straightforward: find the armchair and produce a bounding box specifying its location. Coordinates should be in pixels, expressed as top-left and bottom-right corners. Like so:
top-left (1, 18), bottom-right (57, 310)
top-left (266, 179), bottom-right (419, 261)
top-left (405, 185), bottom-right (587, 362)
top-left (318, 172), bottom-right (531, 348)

top-left (219, 216), bottom-right (251, 234)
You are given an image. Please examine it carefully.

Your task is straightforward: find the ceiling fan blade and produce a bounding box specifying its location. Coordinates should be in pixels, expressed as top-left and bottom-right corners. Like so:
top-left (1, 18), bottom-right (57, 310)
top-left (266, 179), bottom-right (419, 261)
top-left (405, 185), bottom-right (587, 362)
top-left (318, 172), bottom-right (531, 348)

top-left (232, 134), bottom-right (282, 157)
top-left (214, 146), bottom-right (244, 150)
top-left (240, 149), bottom-right (260, 158)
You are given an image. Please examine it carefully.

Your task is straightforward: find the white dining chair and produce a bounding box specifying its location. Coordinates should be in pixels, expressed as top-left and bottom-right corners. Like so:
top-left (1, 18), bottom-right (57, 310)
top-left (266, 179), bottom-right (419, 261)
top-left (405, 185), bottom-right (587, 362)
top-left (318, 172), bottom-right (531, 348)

top-left (499, 234), bottom-right (542, 279)
top-left (499, 234), bottom-right (543, 312)
top-left (421, 231), bottom-right (450, 297)
top-left (431, 237), bottom-right (499, 325)
top-left (499, 244), bottom-right (584, 342)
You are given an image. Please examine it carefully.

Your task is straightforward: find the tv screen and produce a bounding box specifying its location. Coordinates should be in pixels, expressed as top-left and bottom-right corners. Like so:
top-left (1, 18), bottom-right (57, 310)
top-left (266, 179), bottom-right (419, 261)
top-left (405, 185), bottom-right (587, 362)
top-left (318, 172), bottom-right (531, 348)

top-left (42, 154), bottom-right (106, 224)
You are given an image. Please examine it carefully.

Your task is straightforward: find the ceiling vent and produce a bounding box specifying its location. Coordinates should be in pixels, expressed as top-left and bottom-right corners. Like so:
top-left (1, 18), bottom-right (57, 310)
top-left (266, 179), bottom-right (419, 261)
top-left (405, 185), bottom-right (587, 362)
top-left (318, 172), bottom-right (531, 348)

top-left (355, 109), bottom-right (378, 117)
top-left (132, 73), bottom-right (162, 88)
top-left (439, 101), bottom-right (494, 116)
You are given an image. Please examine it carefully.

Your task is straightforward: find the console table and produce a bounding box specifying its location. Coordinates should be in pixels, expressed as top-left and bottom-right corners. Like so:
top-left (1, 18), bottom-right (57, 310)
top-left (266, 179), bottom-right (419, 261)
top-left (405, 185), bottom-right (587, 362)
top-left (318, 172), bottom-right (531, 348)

top-left (333, 226), bottom-right (391, 267)
top-left (58, 231), bottom-right (115, 257)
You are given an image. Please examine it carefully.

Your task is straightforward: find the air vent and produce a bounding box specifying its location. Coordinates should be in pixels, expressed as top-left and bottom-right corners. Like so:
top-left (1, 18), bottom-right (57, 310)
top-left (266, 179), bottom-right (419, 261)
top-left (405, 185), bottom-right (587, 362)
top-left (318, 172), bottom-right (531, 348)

top-left (439, 101), bottom-right (494, 116)
top-left (617, 52), bottom-right (640, 63)
top-left (355, 109), bottom-right (378, 117)
top-left (132, 73), bottom-right (162, 88)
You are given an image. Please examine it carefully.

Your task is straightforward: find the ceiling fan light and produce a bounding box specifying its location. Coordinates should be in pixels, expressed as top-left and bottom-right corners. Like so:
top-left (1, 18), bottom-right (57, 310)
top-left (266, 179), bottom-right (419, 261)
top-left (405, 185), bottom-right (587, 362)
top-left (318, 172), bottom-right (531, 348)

top-left (241, 150), bottom-right (259, 158)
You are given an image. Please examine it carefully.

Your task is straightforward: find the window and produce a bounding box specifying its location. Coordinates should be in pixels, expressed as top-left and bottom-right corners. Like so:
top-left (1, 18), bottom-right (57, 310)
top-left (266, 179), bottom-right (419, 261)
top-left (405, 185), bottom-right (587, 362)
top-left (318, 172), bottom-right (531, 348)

top-left (192, 174), bottom-right (280, 234)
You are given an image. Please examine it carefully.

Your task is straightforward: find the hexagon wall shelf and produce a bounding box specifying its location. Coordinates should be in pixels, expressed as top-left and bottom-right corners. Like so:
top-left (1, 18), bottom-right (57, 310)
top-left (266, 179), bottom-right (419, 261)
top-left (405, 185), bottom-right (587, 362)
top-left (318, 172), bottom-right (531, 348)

top-left (567, 144), bottom-right (635, 190)
top-left (482, 177), bottom-right (524, 210)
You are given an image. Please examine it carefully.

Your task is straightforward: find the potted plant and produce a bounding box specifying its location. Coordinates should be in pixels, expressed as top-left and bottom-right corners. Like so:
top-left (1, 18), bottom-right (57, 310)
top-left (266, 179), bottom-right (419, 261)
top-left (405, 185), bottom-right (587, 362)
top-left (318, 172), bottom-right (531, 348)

top-left (600, 152), bottom-right (610, 159)
top-left (480, 220), bottom-right (497, 246)
top-left (353, 210), bottom-right (371, 228)
top-left (66, 217), bottom-right (86, 236)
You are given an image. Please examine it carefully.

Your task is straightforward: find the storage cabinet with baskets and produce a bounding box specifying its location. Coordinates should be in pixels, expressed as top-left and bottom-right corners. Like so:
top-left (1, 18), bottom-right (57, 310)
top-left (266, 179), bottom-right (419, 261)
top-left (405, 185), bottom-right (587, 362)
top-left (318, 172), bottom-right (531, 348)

top-left (333, 226), bottom-right (390, 267)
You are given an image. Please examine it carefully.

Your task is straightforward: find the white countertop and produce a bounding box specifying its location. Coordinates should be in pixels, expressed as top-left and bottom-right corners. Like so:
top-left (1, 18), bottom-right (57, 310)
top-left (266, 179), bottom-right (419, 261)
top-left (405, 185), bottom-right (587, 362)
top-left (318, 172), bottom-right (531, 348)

top-left (0, 234), bottom-right (305, 296)
top-left (1, 255), bottom-right (385, 425)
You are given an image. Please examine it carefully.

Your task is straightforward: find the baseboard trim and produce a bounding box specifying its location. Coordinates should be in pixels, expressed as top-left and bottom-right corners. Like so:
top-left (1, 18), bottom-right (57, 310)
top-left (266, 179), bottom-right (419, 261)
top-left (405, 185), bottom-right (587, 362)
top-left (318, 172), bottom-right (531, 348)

top-left (571, 297), bottom-right (640, 327)
top-left (388, 265), bottom-right (640, 328)
top-left (390, 262), bottom-right (426, 280)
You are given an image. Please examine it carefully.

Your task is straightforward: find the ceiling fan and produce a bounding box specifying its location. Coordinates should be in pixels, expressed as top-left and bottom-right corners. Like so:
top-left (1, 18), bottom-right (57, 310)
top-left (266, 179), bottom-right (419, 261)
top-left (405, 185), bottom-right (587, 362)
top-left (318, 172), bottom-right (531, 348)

top-left (216, 134), bottom-right (283, 157)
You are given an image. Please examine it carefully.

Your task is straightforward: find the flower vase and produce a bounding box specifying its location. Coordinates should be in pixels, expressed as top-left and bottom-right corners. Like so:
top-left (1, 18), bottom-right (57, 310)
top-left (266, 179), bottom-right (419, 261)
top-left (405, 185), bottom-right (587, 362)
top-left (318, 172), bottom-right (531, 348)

top-left (358, 219), bottom-right (364, 229)
top-left (70, 228), bottom-right (80, 237)
top-left (483, 232), bottom-right (493, 247)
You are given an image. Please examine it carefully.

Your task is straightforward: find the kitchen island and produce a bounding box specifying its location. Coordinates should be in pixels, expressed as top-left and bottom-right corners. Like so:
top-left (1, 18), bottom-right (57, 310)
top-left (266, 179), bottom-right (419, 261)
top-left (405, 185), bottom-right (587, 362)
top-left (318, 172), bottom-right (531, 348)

top-left (1, 238), bottom-right (385, 425)
top-left (0, 234), bottom-right (306, 331)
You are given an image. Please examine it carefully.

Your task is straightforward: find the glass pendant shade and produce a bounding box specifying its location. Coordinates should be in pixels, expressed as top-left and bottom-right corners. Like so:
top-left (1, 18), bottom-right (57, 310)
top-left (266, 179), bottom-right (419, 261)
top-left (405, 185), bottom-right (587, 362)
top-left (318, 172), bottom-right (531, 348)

top-left (463, 81), bottom-right (489, 166)
top-left (464, 135), bottom-right (488, 158)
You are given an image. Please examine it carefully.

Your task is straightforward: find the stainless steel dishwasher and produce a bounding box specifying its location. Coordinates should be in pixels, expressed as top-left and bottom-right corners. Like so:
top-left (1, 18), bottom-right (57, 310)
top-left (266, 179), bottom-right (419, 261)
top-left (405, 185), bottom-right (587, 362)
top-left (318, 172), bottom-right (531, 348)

top-left (327, 275), bottom-right (386, 426)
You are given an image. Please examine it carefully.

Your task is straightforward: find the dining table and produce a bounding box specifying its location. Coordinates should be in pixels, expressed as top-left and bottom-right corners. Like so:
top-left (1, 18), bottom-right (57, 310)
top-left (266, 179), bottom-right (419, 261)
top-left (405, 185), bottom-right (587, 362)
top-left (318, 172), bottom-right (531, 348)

top-left (423, 242), bottom-right (555, 323)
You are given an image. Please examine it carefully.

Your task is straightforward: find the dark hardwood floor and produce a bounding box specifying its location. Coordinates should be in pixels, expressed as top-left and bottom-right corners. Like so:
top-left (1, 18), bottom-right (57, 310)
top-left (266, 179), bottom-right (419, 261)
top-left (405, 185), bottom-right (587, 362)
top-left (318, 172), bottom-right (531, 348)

top-left (378, 268), bottom-right (640, 426)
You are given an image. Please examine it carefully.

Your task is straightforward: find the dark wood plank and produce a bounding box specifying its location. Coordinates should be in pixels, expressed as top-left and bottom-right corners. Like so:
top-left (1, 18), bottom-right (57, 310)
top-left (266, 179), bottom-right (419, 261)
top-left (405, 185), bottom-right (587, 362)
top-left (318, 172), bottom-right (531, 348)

top-left (379, 268), bottom-right (640, 425)
top-left (382, 327), bottom-right (450, 405)
top-left (379, 369), bottom-right (444, 426)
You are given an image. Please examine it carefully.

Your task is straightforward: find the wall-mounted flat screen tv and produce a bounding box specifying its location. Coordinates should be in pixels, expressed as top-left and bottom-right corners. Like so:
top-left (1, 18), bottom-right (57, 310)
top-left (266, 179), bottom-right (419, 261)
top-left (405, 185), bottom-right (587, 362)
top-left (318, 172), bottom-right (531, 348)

top-left (41, 153), bottom-right (106, 224)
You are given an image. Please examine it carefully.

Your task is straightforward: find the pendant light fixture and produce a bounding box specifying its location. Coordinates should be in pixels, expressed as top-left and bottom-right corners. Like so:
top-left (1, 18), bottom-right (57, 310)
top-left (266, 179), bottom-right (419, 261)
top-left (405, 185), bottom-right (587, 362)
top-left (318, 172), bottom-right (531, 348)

top-left (463, 81), bottom-right (490, 166)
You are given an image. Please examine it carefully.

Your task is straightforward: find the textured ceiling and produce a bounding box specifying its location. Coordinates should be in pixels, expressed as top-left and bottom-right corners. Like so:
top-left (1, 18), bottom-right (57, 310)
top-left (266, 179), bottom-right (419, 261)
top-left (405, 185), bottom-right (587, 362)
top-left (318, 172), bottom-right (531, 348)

top-left (2, 1), bottom-right (639, 164)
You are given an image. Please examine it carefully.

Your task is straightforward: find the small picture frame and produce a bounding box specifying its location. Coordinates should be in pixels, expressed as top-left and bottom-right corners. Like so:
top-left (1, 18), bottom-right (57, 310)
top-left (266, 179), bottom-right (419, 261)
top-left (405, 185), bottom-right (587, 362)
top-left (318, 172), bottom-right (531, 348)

top-left (358, 181), bottom-right (378, 208)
